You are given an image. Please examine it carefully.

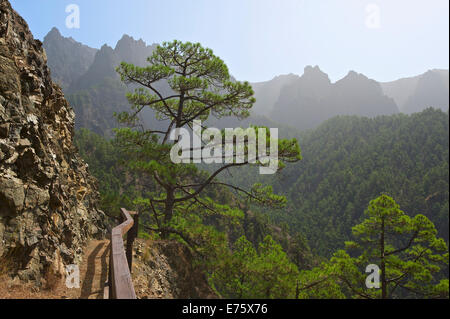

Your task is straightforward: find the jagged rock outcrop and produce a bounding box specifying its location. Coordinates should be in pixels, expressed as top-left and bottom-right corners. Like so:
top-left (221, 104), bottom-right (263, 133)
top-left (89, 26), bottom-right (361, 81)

top-left (42, 31), bottom-right (170, 136)
top-left (0, 0), bottom-right (107, 286)
top-left (43, 27), bottom-right (97, 91)
top-left (66, 37), bottom-right (160, 136)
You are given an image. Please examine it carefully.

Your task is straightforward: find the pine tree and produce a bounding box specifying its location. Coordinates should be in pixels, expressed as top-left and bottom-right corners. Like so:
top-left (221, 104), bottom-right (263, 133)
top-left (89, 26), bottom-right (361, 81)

top-left (114, 40), bottom-right (301, 243)
top-left (337, 195), bottom-right (448, 298)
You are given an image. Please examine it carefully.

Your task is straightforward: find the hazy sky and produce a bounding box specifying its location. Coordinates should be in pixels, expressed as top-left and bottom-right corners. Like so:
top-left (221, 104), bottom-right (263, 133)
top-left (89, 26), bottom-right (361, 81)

top-left (10, 0), bottom-right (449, 83)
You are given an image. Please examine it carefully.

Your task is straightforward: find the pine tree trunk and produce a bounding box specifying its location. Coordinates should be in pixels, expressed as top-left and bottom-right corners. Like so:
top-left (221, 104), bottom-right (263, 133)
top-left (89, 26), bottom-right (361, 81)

top-left (161, 188), bottom-right (175, 239)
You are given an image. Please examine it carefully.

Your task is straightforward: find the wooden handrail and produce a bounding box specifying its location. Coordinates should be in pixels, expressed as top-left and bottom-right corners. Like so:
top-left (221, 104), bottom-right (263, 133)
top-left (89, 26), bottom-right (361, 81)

top-left (106, 208), bottom-right (138, 299)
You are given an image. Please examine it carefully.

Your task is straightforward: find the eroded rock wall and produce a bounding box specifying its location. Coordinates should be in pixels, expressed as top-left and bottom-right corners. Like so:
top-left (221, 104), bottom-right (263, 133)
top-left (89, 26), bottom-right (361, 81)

top-left (0, 0), bottom-right (107, 286)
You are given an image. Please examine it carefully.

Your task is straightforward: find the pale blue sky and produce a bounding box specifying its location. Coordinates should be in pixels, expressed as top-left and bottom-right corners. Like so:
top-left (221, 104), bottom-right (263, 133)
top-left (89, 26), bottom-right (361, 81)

top-left (10, 0), bottom-right (449, 82)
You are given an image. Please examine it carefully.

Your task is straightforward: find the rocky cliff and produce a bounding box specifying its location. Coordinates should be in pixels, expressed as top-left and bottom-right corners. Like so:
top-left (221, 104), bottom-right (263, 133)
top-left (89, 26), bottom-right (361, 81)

top-left (0, 0), bottom-right (107, 286)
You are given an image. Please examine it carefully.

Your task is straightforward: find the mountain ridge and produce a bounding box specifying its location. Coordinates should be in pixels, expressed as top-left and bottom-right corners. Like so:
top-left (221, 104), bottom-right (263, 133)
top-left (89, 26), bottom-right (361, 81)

top-left (43, 27), bottom-right (97, 90)
top-left (42, 28), bottom-right (449, 134)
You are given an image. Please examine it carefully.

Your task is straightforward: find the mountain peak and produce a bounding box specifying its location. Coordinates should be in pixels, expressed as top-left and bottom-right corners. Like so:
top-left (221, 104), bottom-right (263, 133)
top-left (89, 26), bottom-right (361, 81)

top-left (304, 65), bottom-right (321, 72)
top-left (113, 34), bottom-right (156, 66)
top-left (303, 65), bottom-right (327, 76)
top-left (49, 26), bottom-right (61, 35)
top-left (301, 65), bottom-right (331, 85)
top-left (342, 70), bottom-right (370, 82)
top-left (115, 34), bottom-right (147, 51)
top-left (43, 26), bottom-right (98, 90)
top-left (347, 70), bottom-right (359, 77)
top-left (44, 27), bottom-right (62, 41)
top-left (100, 43), bottom-right (114, 52)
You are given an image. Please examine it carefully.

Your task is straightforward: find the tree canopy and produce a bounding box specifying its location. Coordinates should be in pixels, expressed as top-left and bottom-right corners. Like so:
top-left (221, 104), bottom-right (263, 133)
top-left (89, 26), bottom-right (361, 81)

top-left (114, 40), bottom-right (301, 243)
top-left (299, 195), bottom-right (449, 299)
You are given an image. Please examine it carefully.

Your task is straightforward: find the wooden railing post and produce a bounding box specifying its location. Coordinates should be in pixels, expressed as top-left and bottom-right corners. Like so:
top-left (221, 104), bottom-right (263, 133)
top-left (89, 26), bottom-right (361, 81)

top-left (126, 212), bottom-right (139, 272)
top-left (107, 232), bottom-right (113, 299)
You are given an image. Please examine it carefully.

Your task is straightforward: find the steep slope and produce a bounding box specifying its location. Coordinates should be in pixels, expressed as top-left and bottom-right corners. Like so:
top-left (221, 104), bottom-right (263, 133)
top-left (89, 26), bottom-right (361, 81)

top-left (380, 75), bottom-right (421, 111)
top-left (43, 27), bottom-right (97, 91)
top-left (0, 0), bottom-right (107, 286)
top-left (331, 71), bottom-right (398, 117)
top-left (277, 109), bottom-right (448, 255)
top-left (270, 66), bottom-right (333, 129)
top-left (114, 34), bottom-right (156, 67)
top-left (216, 109), bottom-right (449, 256)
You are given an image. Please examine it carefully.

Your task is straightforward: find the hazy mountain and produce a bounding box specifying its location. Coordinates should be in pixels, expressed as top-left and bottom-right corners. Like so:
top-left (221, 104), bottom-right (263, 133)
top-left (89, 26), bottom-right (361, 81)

top-left (69, 35), bottom-right (158, 92)
top-left (380, 69), bottom-right (449, 113)
top-left (331, 71), bottom-right (398, 117)
top-left (265, 66), bottom-right (398, 129)
top-left (380, 75), bottom-right (421, 111)
top-left (114, 34), bottom-right (157, 67)
top-left (253, 68), bottom-right (449, 129)
top-left (43, 27), bottom-right (97, 90)
top-left (62, 35), bottom-right (163, 135)
top-left (43, 29), bottom-right (448, 135)
top-left (251, 74), bottom-right (299, 115)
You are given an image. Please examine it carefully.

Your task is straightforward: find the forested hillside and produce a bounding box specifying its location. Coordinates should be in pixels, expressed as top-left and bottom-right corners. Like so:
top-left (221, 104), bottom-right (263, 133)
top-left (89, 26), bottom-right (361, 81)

top-left (75, 106), bottom-right (449, 298)
top-left (3, 0), bottom-right (448, 301)
top-left (219, 108), bottom-right (449, 256)
top-left (288, 108), bottom-right (449, 255)
top-left (42, 27), bottom-right (449, 300)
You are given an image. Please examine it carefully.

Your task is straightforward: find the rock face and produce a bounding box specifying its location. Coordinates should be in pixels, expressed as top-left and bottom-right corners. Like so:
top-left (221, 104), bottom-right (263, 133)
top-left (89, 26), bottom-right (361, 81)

top-left (0, 0), bottom-right (107, 286)
top-left (133, 240), bottom-right (217, 299)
